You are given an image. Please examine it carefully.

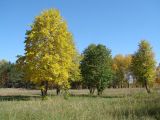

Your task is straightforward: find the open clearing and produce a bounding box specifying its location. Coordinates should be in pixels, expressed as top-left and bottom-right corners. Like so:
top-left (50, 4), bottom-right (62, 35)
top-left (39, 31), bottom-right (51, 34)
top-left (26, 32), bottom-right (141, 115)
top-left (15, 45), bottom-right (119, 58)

top-left (0, 88), bottom-right (159, 120)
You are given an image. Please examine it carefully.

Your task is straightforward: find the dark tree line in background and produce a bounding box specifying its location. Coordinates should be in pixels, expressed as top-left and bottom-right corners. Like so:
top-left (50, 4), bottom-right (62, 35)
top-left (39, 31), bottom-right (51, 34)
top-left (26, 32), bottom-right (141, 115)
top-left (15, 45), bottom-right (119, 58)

top-left (0, 60), bottom-right (24, 88)
top-left (0, 60), bottom-right (35, 88)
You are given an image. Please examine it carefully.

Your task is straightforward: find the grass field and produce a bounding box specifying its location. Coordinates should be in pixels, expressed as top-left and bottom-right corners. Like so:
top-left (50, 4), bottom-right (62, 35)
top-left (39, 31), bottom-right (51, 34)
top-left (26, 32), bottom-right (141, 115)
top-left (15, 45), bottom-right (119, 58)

top-left (0, 88), bottom-right (159, 120)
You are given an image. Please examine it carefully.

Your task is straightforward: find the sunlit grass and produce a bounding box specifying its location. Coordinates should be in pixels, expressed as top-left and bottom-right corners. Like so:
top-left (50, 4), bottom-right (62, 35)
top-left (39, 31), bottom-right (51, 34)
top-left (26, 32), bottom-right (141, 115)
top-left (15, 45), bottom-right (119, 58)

top-left (0, 88), bottom-right (159, 120)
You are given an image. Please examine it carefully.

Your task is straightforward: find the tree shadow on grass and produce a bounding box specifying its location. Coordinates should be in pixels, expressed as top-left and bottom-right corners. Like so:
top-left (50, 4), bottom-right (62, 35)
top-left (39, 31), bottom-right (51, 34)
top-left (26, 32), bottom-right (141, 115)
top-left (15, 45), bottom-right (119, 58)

top-left (0, 95), bottom-right (42, 101)
top-left (135, 98), bottom-right (160, 119)
top-left (121, 97), bottom-right (160, 119)
top-left (69, 93), bottom-right (124, 99)
top-left (0, 93), bottom-right (57, 101)
top-left (124, 105), bottom-right (160, 120)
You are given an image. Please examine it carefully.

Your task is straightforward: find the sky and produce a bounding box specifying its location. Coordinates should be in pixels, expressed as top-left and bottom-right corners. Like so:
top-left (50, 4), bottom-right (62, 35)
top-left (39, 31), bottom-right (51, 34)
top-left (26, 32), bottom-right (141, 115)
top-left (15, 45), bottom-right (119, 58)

top-left (0, 0), bottom-right (160, 64)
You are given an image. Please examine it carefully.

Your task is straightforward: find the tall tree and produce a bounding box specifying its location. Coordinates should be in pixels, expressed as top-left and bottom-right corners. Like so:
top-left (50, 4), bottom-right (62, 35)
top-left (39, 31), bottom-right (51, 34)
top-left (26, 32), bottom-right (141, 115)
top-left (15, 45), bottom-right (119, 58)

top-left (17, 9), bottom-right (77, 96)
top-left (81, 44), bottom-right (113, 95)
top-left (131, 40), bottom-right (156, 93)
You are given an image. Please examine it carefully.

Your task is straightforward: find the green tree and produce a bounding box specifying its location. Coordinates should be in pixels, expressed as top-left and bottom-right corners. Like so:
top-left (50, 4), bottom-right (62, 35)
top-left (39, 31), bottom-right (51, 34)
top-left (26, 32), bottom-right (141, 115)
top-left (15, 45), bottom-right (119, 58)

top-left (17, 9), bottom-right (77, 96)
top-left (0, 60), bottom-right (24, 88)
top-left (0, 60), bottom-right (9, 87)
top-left (8, 63), bottom-right (24, 88)
top-left (131, 40), bottom-right (156, 93)
top-left (81, 44), bottom-right (113, 95)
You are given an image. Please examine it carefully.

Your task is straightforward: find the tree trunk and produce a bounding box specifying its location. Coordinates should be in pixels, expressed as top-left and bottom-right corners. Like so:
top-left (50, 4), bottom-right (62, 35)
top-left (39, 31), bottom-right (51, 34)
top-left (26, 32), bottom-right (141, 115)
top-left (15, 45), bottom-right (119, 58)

top-left (144, 80), bottom-right (150, 93)
top-left (89, 88), bottom-right (92, 94)
top-left (128, 82), bottom-right (130, 88)
top-left (121, 81), bottom-right (123, 88)
top-left (41, 81), bottom-right (48, 97)
top-left (89, 88), bottom-right (95, 95)
top-left (41, 89), bottom-right (44, 96)
top-left (56, 87), bottom-right (60, 95)
top-left (97, 90), bottom-right (102, 96)
top-left (44, 81), bottom-right (48, 96)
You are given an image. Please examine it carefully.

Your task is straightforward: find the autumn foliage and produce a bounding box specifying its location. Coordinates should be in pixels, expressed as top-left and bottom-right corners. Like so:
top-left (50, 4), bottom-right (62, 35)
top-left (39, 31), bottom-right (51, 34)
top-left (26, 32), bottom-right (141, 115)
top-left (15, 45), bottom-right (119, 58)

top-left (0, 9), bottom-right (158, 96)
top-left (17, 9), bottom-right (78, 96)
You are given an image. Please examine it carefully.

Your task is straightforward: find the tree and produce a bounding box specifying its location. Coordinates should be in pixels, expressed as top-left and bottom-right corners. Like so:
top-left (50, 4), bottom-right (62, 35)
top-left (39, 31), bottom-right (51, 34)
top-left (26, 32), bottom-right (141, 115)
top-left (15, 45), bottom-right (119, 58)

top-left (0, 60), bottom-right (10, 87)
top-left (155, 63), bottom-right (160, 85)
top-left (131, 40), bottom-right (156, 93)
top-left (124, 55), bottom-right (133, 87)
top-left (81, 44), bottom-right (113, 95)
top-left (112, 54), bottom-right (132, 88)
top-left (55, 52), bottom-right (81, 95)
top-left (0, 60), bottom-right (24, 88)
top-left (112, 55), bottom-right (125, 88)
top-left (69, 53), bottom-right (82, 88)
top-left (8, 63), bottom-right (24, 88)
top-left (17, 9), bottom-right (77, 96)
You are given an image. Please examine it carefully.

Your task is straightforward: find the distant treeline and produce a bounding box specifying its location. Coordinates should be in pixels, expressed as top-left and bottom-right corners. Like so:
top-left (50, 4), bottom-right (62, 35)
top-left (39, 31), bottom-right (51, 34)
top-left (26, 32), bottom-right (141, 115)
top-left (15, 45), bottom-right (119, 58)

top-left (0, 60), bottom-right (34, 88)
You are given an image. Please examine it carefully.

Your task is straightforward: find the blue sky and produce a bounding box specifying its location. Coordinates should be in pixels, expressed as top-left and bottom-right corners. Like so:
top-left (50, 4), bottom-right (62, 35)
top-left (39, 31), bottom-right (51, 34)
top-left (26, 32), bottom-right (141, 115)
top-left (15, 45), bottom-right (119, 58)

top-left (0, 0), bottom-right (160, 64)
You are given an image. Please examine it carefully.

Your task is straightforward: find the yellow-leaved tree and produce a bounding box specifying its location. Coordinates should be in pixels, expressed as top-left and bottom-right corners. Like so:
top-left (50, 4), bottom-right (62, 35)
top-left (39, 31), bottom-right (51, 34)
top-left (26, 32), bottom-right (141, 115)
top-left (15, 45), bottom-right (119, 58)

top-left (112, 54), bottom-right (132, 88)
top-left (17, 9), bottom-right (77, 96)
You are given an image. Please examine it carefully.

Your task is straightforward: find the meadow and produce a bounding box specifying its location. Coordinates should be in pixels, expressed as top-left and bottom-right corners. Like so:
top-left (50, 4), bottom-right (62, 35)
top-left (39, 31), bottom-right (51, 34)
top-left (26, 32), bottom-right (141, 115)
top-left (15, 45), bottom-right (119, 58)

top-left (0, 88), bottom-right (159, 120)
